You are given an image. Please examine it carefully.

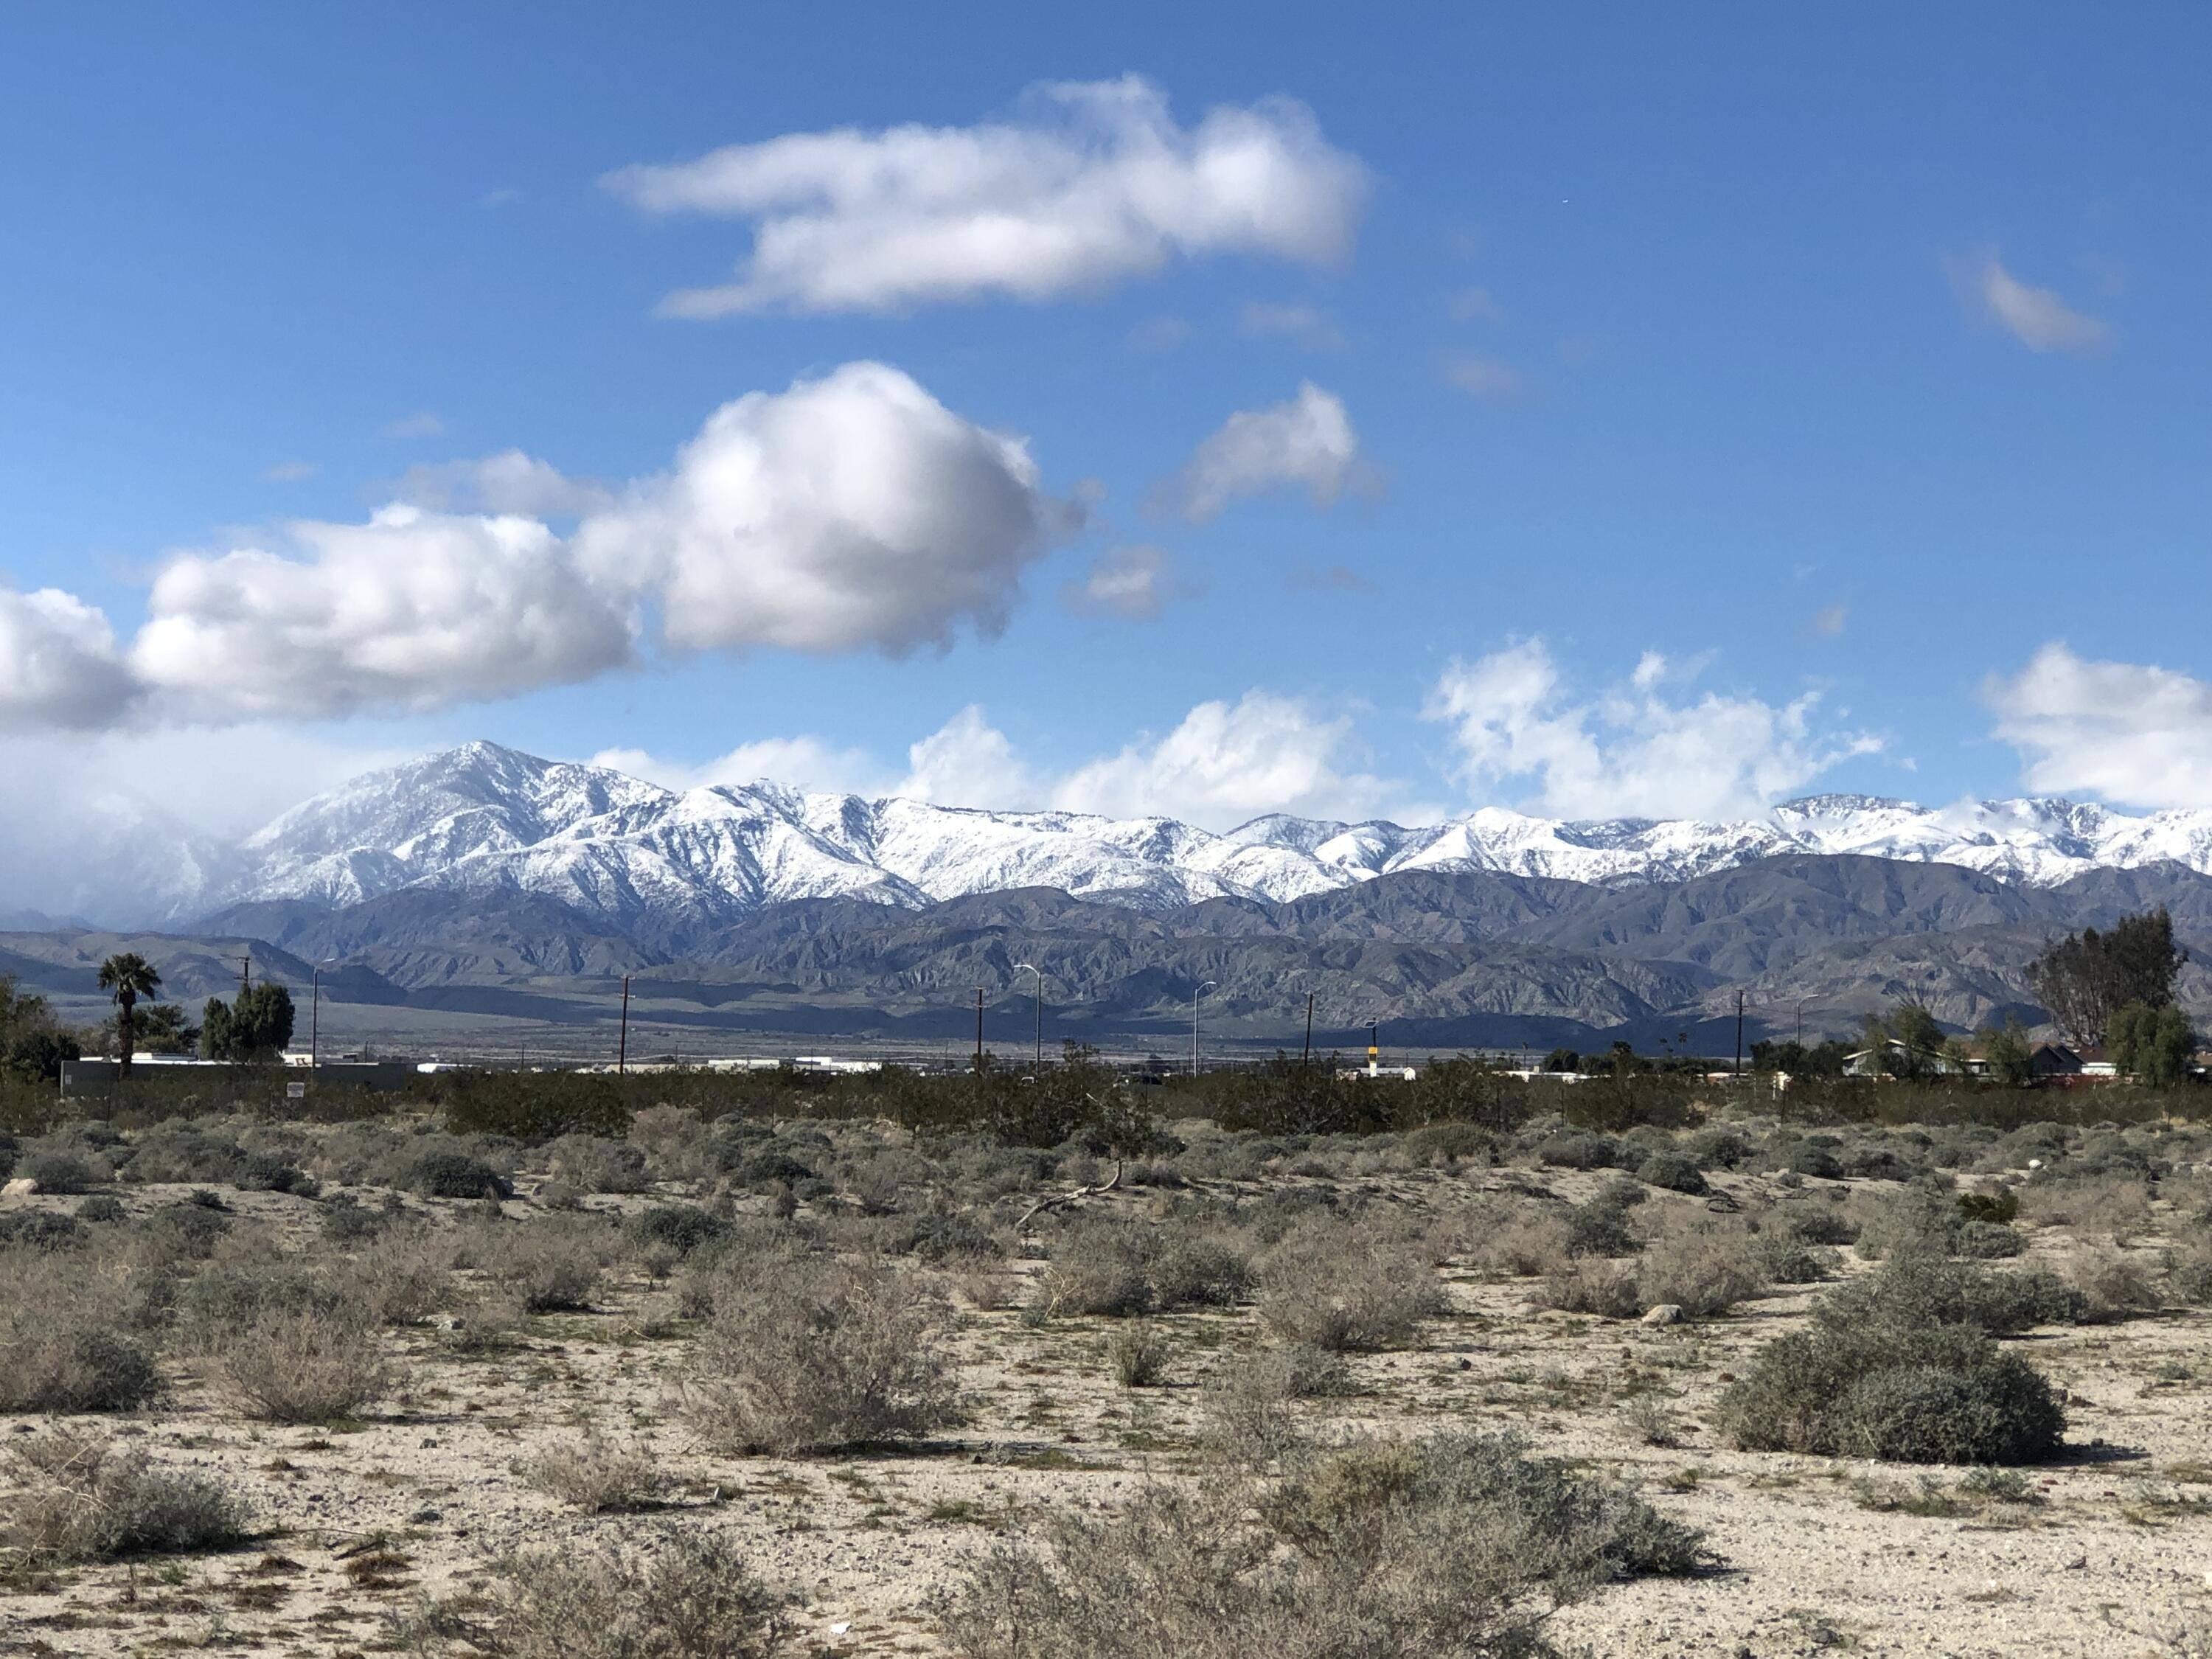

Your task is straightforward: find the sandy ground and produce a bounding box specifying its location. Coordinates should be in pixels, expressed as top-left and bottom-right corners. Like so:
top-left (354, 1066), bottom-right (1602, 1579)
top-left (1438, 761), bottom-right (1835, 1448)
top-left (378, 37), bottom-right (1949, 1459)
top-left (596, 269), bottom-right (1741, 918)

top-left (4, 1160), bottom-right (2212, 1658)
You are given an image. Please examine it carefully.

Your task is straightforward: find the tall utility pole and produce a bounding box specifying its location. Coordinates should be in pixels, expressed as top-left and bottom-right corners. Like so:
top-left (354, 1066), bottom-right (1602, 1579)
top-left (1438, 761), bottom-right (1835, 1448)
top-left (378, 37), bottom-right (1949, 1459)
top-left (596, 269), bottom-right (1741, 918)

top-left (973, 987), bottom-right (984, 1072)
top-left (1191, 980), bottom-right (1216, 1078)
top-left (1734, 989), bottom-right (1747, 1077)
top-left (617, 975), bottom-right (631, 1074)
top-left (1015, 963), bottom-right (1042, 1082)
top-left (239, 955), bottom-right (251, 999)
top-left (1302, 991), bottom-right (1315, 1067)
top-left (310, 968), bottom-right (319, 1068)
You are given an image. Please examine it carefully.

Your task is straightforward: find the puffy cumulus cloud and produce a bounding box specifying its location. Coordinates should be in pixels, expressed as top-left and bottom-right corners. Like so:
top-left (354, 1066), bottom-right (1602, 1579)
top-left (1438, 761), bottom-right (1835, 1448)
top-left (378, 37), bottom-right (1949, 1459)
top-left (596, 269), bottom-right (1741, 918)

top-left (897, 704), bottom-right (1040, 809)
top-left (1986, 643), bottom-right (2212, 809)
top-left (131, 506), bottom-right (637, 720)
top-left (1051, 691), bottom-right (1396, 826)
top-left (1062, 543), bottom-right (1197, 620)
top-left (579, 362), bottom-right (1065, 655)
top-left (591, 734), bottom-right (893, 797)
top-left (605, 75), bottom-right (1368, 317)
top-left (1950, 253), bottom-right (2109, 354)
top-left (391, 451), bottom-right (613, 517)
top-left (1164, 382), bottom-right (1373, 522)
top-left (0, 587), bottom-right (139, 730)
top-left (1441, 351), bottom-right (1525, 403)
top-left (5, 364), bottom-right (1065, 732)
top-left (1426, 638), bottom-right (1880, 821)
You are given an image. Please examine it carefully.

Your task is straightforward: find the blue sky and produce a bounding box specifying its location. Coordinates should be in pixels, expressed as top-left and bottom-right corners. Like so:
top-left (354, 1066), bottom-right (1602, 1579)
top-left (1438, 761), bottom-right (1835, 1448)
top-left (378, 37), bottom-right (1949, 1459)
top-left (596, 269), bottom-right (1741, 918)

top-left (4, 4), bottom-right (2209, 835)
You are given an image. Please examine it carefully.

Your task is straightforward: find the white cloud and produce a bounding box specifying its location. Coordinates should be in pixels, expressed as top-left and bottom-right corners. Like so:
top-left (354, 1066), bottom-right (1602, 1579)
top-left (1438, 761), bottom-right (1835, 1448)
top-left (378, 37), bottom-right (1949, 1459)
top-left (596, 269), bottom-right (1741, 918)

top-left (1164, 383), bottom-right (1373, 522)
top-left (577, 362), bottom-right (1067, 655)
top-left (1952, 253), bottom-right (2109, 354)
top-left (391, 451), bottom-right (613, 517)
top-left (1051, 691), bottom-right (1394, 824)
top-left (1237, 301), bottom-right (1343, 351)
top-left (590, 693), bottom-right (1402, 827)
top-left (1425, 638), bottom-right (1880, 820)
top-left (591, 735), bottom-right (891, 797)
top-left (0, 587), bottom-right (139, 730)
top-left (132, 506), bottom-right (637, 720)
top-left (604, 75), bottom-right (1368, 316)
top-left (897, 705), bottom-right (1038, 809)
top-left (263, 460), bottom-right (318, 482)
top-left (5, 364), bottom-right (1067, 732)
top-left (380, 412), bottom-right (447, 439)
top-left (1986, 643), bottom-right (2212, 809)
top-left (1441, 351), bottom-right (1524, 402)
top-left (1808, 602), bottom-right (1848, 638)
top-left (1062, 543), bottom-right (1196, 620)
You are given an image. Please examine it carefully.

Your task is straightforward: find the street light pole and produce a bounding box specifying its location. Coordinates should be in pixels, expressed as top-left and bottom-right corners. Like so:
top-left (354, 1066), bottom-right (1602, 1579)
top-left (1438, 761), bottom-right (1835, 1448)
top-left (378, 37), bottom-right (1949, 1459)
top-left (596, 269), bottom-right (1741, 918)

top-left (1191, 980), bottom-right (1217, 1078)
top-left (1303, 990), bottom-right (1315, 1068)
top-left (1015, 962), bottom-right (1042, 1081)
top-left (310, 968), bottom-right (319, 1068)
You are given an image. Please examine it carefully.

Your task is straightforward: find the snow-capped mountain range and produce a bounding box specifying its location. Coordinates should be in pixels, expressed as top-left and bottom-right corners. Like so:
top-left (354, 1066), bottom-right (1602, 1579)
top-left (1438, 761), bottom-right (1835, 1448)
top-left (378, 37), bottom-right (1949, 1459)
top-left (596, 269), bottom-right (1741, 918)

top-left (28, 741), bottom-right (2212, 931)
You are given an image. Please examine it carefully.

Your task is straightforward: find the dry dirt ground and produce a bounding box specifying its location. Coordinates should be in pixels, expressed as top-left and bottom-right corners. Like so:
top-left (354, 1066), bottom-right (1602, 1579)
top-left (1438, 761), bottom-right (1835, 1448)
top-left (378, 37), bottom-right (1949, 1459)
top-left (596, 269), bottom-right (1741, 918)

top-left (4, 1127), bottom-right (2212, 1658)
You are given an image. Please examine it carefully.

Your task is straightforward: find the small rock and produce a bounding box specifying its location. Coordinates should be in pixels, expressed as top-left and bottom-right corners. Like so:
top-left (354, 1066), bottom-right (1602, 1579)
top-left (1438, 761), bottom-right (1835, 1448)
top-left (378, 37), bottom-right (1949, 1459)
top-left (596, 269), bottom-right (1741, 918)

top-left (2063, 1554), bottom-right (2087, 1571)
top-left (1641, 1304), bottom-right (1683, 1326)
top-left (1, 1178), bottom-right (36, 1198)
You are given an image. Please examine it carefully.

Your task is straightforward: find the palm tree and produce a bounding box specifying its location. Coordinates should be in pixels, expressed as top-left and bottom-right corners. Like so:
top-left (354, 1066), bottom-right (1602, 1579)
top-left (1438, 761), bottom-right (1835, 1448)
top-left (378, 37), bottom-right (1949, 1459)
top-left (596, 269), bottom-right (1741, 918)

top-left (97, 953), bottom-right (161, 1080)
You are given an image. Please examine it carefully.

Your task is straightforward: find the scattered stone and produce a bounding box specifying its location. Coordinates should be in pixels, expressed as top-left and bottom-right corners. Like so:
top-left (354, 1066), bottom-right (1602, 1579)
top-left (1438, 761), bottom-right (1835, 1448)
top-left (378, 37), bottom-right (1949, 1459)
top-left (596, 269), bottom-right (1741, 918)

top-left (1641, 1304), bottom-right (1683, 1326)
top-left (1, 1178), bottom-right (36, 1197)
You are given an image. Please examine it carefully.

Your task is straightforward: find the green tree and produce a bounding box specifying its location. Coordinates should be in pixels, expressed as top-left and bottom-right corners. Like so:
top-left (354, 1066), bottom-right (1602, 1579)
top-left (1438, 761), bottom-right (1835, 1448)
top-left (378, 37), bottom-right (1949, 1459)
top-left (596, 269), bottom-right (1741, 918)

top-left (1980, 1019), bottom-right (2034, 1088)
top-left (95, 953), bottom-right (161, 1080)
top-left (200, 983), bottom-right (295, 1062)
top-left (2108, 1001), bottom-right (2196, 1087)
top-left (1888, 1002), bottom-right (1945, 1078)
top-left (2028, 908), bottom-right (2186, 1048)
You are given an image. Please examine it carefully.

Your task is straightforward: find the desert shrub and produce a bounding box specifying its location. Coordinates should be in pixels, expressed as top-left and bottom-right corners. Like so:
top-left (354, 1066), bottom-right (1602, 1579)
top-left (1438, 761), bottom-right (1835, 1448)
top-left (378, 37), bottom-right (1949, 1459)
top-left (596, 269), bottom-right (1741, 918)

top-left (320, 1195), bottom-right (390, 1242)
top-left (118, 1122), bottom-right (319, 1195)
top-left (1753, 1234), bottom-right (1834, 1284)
top-left (335, 1227), bottom-right (456, 1326)
top-left (136, 1200), bottom-right (230, 1260)
top-left (1764, 1136), bottom-right (1843, 1180)
top-left (1150, 1228), bottom-right (1251, 1309)
top-left (1037, 1220), bottom-right (1154, 1317)
top-left (1955, 1220), bottom-right (2027, 1259)
top-left (1717, 1267), bottom-right (2067, 1465)
top-left (0, 1251), bottom-right (160, 1411)
top-left (75, 1194), bottom-right (125, 1223)
top-left (518, 1433), bottom-right (664, 1514)
top-left (1955, 1187), bottom-right (2019, 1225)
top-left (1684, 1127), bottom-right (1748, 1170)
top-left (21, 1152), bottom-right (100, 1194)
top-left (2068, 1246), bottom-right (2160, 1324)
top-left (1536, 1130), bottom-right (1620, 1171)
top-left (403, 1150), bottom-right (513, 1200)
top-left (628, 1204), bottom-right (727, 1258)
top-left (1537, 1257), bottom-right (1642, 1318)
top-left (1564, 1193), bottom-right (1641, 1258)
top-left (216, 1307), bottom-right (392, 1423)
top-left (471, 1528), bottom-right (790, 1658)
top-left (1635, 1150), bottom-right (1708, 1196)
top-left (2168, 1242), bottom-right (2212, 1306)
top-left (2020, 1175), bottom-right (2155, 1245)
top-left (3, 1431), bottom-right (247, 1560)
top-left (882, 1210), bottom-right (1002, 1264)
top-left (1635, 1222), bottom-right (1764, 1318)
top-left (1400, 1121), bottom-right (1493, 1167)
top-left (1780, 1199), bottom-right (1858, 1246)
top-left (1823, 1255), bottom-right (2083, 1336)
top-left (1237, 1186), bottom-right (1337, 1245)
top-left (681, 1257), bottom-right (961, 1454)
top-left (1465, 1206), bottom-right (1572, 1276)
top-left (459, 1218), bottom-right (606, 1312)
top-left (542, 1133), bottom-right (650, 1195)
top-left (1853, 1177), bottom-right (1966, 1260)
top-left (1107, 1322), bottom-right (1169, 1388)
top-left (175, 1265), bottom-right (338, 1352)
top-left (1257, 1217), bottom-right (1443, 1352)
top-left (0, 1210), bottom-right (81, 1250)
top-left (936, 1430), bottom-right (1697, 1659)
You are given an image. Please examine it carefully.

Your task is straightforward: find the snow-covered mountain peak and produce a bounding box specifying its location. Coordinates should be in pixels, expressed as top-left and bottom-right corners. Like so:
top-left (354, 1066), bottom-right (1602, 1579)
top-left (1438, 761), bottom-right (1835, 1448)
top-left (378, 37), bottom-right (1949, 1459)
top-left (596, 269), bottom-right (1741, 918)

top-left (110, 742), bottom-right (2212, 933)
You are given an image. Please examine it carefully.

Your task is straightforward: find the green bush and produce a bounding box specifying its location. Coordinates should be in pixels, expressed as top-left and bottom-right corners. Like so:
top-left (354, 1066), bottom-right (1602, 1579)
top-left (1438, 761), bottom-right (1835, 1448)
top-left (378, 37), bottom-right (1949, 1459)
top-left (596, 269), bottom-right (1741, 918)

top-left (4, 1432), bottom-right (247, 1561)
top-left (470, 1528), bottom-right (790, 1658)
top-left (627, 1204), bottom-right (727, 1258)
top-left (403, 1151), bottom-right (513, 1200)
top-left (1717, 1264), bottom-right (2067, 1465)
top-left (1635, 1151), bottom-right (1708, 1195)
top-left (21, 1152), bottom-right (99, 1193)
